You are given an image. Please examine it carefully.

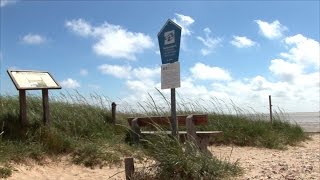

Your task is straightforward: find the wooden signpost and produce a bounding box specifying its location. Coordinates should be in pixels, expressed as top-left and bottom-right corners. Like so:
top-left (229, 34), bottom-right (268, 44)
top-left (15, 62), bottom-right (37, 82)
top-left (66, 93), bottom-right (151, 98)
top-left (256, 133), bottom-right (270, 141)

top-left (7, 70), bottom-right (61, 126)
top-left (158, 19), bottom-right (182, 137)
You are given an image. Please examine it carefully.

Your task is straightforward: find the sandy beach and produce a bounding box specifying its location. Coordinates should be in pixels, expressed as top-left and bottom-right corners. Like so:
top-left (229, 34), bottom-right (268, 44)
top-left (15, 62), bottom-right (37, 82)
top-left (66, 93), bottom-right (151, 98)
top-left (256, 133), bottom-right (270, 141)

top-left (5, 134), bottom-right (319, 180)
top-left (211, 134), bottom-right (320, 180)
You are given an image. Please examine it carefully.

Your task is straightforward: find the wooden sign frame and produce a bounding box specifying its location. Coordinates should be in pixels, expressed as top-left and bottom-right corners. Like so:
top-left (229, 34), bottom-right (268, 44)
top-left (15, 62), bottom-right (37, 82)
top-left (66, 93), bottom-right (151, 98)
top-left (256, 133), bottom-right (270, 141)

top-left (7, 69), bottom-right (61, 127)
top-left (7, 70), bottom-right (61, 90)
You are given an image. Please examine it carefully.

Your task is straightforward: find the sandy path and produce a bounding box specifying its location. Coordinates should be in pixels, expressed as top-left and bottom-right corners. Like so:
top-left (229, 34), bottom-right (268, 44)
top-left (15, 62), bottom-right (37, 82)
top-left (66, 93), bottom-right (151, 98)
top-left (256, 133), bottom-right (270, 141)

top-left (6, 134), bottom-right (319, 180)
top-left (210, 134), bottom-right (320, 179)
top-left (7, 159), bottom-right (125, 180)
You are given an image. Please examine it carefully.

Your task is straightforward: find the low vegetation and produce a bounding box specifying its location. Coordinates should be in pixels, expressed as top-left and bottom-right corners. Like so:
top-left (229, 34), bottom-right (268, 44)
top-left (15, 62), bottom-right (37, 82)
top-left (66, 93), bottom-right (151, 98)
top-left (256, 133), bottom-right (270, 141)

top-left (0, 93), bottom-right (307, 179)
top-left (205, 113), bottom-right (307, 149)
top-left (0, 166), bottom-right (12, 178)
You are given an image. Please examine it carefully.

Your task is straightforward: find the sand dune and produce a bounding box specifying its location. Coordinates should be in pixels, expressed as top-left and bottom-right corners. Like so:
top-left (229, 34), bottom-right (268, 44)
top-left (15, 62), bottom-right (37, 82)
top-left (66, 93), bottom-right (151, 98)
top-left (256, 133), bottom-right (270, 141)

top-left (7, 134), bottom-right (319, 180)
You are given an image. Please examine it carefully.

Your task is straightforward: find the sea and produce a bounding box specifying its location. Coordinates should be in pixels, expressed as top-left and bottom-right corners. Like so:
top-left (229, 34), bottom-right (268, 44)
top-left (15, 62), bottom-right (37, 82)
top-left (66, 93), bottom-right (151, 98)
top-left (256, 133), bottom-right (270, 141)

top-left (286, 112), bottom-right (320, 133)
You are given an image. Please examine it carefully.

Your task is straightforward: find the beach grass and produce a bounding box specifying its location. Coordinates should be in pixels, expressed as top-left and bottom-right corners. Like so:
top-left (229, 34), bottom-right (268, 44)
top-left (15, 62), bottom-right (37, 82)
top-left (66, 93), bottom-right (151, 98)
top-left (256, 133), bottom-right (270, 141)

top-left (132, 129), bottom-right (241, 179)
top-left (0, 93), bottom-right (308, 178)
top-left (0, 166), bottom-right (12, 178)
top-left (204, 113), bottom-right (307, 149)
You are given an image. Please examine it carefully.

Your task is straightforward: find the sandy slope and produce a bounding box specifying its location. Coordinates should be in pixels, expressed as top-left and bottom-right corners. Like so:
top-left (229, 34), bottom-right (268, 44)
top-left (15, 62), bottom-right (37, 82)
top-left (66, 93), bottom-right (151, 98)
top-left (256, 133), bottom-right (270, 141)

top-left (6, 134), bottom-right (320, 180)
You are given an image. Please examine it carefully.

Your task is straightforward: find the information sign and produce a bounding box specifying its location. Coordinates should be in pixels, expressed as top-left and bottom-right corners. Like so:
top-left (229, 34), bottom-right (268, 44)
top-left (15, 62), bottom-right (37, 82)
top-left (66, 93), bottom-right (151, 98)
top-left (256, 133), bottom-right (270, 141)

top-left (158, 19), bottom-right (182, 64)
top-left (161, 62), bottom-right (180, 89)
top-left (7, 70), bottom-right (61, 90)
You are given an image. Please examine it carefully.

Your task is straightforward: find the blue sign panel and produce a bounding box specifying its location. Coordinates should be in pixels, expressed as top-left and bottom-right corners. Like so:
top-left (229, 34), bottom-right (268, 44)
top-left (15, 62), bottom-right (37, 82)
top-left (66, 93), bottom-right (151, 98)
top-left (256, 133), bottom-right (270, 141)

top-left (158, 19), bottom-right (182, 64)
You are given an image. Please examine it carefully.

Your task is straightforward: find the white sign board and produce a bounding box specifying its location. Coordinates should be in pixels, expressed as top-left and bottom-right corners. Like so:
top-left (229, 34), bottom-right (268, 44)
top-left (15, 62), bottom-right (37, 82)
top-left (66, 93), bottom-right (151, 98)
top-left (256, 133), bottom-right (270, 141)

top-left (161, 62), bottom-right (180, 89)
top-left (7, 70), bottom-right (61, 90)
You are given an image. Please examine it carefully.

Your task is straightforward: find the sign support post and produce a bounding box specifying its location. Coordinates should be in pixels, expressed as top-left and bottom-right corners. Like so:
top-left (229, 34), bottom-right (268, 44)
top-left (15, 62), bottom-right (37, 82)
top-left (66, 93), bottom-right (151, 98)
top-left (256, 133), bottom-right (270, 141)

top-left (42, 89), bottom-right (50, 126)
top-left (19, 89), bottom-right (27, 126)
top-left (171, 88), bottom-right (177, 136)
top-left (158, 19), bottom-right (182, 137)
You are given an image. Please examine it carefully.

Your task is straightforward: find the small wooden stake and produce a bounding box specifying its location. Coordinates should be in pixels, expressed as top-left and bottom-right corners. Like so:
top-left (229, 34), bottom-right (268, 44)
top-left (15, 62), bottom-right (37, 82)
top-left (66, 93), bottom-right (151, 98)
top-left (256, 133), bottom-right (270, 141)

top-left (111, 102), bottom-right (116, 125)
top-left (42, 89), bottom-right (50, 126)
top-left (269, 95), bottom-right (273, 124)
top-left (125, 157), bottom-right (134, 180)
top-left (19, 90), bottom-right (28, 126)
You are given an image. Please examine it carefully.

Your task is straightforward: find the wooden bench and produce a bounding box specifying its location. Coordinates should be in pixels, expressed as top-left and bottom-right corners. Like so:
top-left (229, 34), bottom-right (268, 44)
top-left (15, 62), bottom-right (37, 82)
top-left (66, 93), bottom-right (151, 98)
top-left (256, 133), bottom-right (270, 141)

top-left (127, 114), bottom-right (223, 154)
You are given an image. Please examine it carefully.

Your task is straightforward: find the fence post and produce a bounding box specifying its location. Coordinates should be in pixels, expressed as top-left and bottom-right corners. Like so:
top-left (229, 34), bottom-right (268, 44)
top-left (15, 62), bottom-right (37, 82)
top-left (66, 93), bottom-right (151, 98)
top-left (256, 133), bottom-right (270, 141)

top-left (125, 157), bottom-right (134, 180)
top-left (111, 102), bottom-right (116, 124)
top-left (269, 95), bottom-right (272, 124)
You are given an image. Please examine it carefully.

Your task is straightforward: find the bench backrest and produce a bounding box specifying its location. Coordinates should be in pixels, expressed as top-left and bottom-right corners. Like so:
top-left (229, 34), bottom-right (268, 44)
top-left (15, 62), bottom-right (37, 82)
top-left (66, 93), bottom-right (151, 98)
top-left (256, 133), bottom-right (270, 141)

top-left (127, 114), bottom-right (208, 127)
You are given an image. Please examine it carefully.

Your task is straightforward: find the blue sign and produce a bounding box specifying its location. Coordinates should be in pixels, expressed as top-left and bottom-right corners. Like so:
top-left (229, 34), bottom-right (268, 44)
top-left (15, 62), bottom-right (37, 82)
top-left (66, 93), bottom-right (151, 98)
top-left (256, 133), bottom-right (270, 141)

top-left (158, 19), bottom-right (182, 64)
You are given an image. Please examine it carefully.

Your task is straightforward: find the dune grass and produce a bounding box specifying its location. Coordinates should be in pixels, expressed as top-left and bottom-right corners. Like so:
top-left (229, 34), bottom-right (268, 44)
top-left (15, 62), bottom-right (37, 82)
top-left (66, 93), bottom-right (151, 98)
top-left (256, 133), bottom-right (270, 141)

top-left (0, 93), bottom-right (308, 179)
top-left (0, 166), bottom-right (12, 178)
top-left (204, 113), bottom-right (307, 149)
top-left (132, 130), bottom-right (241, 180)
top-left (0, 94), bottom-right (128, 167)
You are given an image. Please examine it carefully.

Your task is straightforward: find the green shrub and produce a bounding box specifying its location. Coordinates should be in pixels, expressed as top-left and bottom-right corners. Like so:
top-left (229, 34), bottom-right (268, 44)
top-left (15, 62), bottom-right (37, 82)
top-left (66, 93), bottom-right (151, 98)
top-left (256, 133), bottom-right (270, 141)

top-left (0, 166), bottom-right (12, 178)
top-left (206, 114), bottom-right (307, 149)
top-left (136, 132), bottom-right (241, 179)
top-left (72, 142), bottom-right (121, 168)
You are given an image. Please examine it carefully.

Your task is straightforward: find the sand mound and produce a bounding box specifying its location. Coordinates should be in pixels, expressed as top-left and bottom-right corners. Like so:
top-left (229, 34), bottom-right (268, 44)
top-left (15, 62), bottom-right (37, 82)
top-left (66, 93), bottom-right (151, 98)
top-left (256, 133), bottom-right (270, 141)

top-left (6, 134), bottom-right (319, 180)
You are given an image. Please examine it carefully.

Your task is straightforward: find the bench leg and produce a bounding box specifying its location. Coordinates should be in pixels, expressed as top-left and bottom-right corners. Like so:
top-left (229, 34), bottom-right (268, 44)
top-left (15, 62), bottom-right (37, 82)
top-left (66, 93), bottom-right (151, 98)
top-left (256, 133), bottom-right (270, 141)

top-left (198, 137), bottom-right (212, 156)
top-left (131, 118), bottom-right (141, 143)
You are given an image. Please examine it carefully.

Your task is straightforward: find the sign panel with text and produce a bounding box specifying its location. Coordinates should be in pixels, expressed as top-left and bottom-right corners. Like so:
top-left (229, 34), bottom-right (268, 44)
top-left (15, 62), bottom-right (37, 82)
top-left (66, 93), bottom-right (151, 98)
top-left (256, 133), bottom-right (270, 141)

top-left (161, 62), bottom-right (180, 89)
top-left (7, 70), bottom-right (61, 90)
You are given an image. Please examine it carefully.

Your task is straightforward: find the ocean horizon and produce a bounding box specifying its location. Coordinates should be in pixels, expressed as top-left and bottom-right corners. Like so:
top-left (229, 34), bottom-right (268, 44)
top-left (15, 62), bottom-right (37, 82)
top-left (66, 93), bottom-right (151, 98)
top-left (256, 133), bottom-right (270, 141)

top-left (285, 112), bottom-right (320, 133)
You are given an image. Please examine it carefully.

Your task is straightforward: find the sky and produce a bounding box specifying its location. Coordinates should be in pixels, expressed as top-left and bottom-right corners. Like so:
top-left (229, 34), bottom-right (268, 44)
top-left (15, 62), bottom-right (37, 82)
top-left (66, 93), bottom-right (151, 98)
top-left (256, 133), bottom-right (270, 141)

top-left (0, 0), bottom-right (319, 113)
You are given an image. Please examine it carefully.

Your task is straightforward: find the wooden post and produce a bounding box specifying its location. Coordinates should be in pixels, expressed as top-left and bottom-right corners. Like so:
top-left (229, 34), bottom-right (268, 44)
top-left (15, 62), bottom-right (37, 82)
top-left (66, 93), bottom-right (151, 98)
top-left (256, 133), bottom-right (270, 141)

top-left (269, 95), bottom-right (272, 124)
top-left (19, 90), bottom-right (28, 126)
top-left (131, 118), bottom-right (141, 143)
top-left (186, 115), bottom-right (198, 153)
top-left (124, 157), bottom-right (134, 180)
top-left (171, 88), bottom-right (177, 137)
top-left (111, 102), bottom-right (116, 125)
top-left (42, 89), bottom-right (50, 126)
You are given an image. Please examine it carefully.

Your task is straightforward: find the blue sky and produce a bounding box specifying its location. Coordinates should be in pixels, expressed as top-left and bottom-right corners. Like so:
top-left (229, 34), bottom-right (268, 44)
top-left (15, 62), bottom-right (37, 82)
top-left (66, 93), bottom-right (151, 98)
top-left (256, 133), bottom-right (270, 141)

top-left (1, 1), bottom-right (319, 112)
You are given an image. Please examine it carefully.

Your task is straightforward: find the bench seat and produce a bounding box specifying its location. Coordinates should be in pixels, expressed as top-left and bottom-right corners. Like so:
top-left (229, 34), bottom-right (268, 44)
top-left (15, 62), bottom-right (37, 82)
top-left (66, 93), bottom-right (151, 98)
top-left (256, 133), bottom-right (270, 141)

top-left (127, 114), bottom-right (223, 154)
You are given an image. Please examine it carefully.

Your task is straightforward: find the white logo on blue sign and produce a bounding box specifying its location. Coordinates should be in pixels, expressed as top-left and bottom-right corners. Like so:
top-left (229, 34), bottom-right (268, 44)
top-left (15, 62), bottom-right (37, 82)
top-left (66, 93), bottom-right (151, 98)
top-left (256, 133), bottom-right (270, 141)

top-left (164, 30), bottom-right (175, 45)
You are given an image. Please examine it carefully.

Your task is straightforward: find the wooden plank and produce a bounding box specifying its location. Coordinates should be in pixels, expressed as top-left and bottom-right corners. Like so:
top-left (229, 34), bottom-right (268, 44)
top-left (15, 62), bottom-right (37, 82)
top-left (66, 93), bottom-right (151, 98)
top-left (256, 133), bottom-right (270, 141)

top-left (127, 114), bottom-right (208, 127)
top-left (140, 131), bottom-right (222, 136)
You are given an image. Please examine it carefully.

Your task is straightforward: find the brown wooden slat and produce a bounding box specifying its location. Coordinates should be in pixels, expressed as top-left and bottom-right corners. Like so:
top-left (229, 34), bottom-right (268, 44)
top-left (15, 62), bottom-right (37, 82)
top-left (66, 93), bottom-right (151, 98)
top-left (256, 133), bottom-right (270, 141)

top-left (127, 114), bottom-right (208, 126)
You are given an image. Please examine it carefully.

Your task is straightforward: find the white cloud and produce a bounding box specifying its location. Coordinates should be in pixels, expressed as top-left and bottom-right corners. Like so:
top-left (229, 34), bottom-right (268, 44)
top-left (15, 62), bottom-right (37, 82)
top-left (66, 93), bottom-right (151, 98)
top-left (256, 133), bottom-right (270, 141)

top-left (255, 20), bottom-right (287, 39)
top-left (280, 34), bottom-right (320, 67)
top-left (66, 18), bottom-right (154, 60)
top-left (98, 64), bottom-right (132, 79)
top-left (230, 36), bottom-right (257, 48)
top-left (21, 34), bottom-right (46, 45)
top-left (197, 28), bottom-right (222, 55)
top-left (118, 35), bottom-right (319, 113)
top-left (0, 0), bottom-right (17, 7)
top-left (132, 67), bottom-right (160, 80)
top-left (80, 69), bottom-right (88, 76)
top-left (190, 62), bottom-right (232, 81)
top-left (269, 59), bottom-right (303, 83)
top-left (126, 79), bottom-right (157, 92)
top-left (65, 19), bottom-right (93, 37)
top-left (60, 78), bottom-right (80, 89)
top-left (173, 13), bottom-right (195, 36)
